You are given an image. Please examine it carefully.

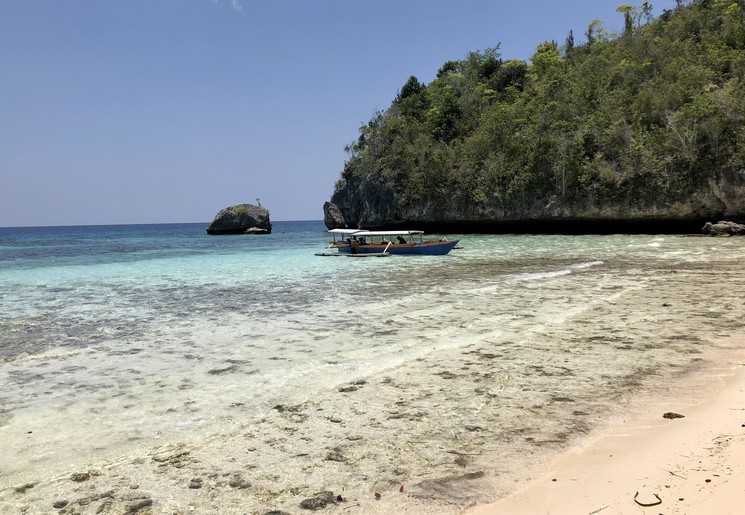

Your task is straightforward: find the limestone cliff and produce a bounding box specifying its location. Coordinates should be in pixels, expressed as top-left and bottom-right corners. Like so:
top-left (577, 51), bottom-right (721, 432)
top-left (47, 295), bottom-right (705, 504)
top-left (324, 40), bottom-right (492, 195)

top-left (326, 168), bottom-right (745, 233)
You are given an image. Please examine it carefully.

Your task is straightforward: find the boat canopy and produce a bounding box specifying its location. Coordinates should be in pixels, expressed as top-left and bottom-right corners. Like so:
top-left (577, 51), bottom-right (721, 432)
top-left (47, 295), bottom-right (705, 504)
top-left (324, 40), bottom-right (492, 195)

top-left (352, 230), bottom-right (424, 237)
top-left (328, 228), bottom-right (361, 235)
top-left (327, 229), bottom-right (424, 236)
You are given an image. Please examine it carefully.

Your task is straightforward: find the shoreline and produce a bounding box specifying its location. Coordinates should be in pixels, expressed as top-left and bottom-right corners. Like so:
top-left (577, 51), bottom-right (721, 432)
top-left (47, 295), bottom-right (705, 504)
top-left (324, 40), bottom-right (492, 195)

top-left (467, 337), bottom-right (745, 515)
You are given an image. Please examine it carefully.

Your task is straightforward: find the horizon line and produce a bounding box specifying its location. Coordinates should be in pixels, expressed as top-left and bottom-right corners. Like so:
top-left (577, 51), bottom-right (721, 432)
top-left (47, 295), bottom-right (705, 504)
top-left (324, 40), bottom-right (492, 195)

top-left (0, 219), bottom-right (324, 230)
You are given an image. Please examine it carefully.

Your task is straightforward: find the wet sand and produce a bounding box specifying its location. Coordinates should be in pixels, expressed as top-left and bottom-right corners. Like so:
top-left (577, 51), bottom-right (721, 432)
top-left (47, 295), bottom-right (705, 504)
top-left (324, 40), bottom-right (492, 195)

top-left (469, 337), bottom-right (745, 515)
top-left (4, 338), bottom-right (744, 515)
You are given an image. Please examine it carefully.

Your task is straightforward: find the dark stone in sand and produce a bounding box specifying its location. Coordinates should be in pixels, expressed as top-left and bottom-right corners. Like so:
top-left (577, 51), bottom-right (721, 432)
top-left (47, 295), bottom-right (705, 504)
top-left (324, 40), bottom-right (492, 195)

top-left (299, 491), bottom-right (337, 510)
top-left (273, 404), bottom-right (302, 413)
top-left (325, 451), bottom-right (347, 462)
top-left (208, 364), bottom-right (239, 375)
top-left (70, 472), bottom-right (90, 482)
top-left (14, 483), bottom-right (35, 493)
top-left (188, 478), bottom-right (203, 489)
top-left (228, 475), bottom-right (251, 489)
top-left (264, 511), bottom-right (293, 515)
top-left (462, 471), bottom-right (485, 480)
top-left (338, 385), bottom-right (359, 392)
top-left (126, 497), bottom-right (153, 513)
top-left (77, 490), bottom-right (115, 507)
top-left (52, 500), bottom-right (68, 509)
top-left (412, 470), bottom-right (487, 502)
top-left (663, 412), bottom-right (685, 419)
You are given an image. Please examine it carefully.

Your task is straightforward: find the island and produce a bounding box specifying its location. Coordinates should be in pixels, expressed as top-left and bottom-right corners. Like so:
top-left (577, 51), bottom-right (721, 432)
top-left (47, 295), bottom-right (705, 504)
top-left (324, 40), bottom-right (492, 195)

top-left (324, 1), bottom-right (745, 234)
top-left (206, 203), bottom-right (272, 235)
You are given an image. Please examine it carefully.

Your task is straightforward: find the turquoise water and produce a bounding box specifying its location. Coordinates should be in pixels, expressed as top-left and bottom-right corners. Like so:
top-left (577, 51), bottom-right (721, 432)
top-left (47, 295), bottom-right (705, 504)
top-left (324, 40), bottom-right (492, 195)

top-left (1, 222), bottom-right (744, 513)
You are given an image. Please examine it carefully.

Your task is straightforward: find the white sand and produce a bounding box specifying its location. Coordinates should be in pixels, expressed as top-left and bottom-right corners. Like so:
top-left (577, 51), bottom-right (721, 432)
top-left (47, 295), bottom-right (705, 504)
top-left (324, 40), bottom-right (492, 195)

top-left (468, 339), bottom-right (745, 515)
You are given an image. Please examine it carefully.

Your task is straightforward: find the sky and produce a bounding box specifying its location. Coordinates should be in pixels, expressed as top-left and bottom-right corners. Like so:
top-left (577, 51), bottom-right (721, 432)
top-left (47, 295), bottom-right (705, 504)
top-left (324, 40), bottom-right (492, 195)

top-left (0, 0), bottom-right (677, 227)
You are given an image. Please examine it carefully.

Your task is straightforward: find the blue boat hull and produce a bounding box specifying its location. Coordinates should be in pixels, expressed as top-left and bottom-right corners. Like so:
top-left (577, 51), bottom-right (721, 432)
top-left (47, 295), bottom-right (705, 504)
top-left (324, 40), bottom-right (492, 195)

top-left (337, 240), bottom-right (459, 256)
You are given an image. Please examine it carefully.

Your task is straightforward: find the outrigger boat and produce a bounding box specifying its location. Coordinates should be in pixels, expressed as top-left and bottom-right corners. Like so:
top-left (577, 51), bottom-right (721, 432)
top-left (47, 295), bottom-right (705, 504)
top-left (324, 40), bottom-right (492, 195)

top-left (315, 229), bottom-right (460, 257)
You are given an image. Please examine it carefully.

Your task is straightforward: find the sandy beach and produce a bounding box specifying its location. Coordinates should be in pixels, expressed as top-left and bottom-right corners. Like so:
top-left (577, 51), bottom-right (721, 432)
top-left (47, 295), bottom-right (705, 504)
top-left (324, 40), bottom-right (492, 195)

top-left (469, 337), bottom-right (745, 515)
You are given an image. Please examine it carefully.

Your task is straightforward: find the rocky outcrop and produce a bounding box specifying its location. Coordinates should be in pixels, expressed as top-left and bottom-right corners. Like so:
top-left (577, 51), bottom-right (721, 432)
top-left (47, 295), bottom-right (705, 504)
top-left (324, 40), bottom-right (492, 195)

top-left (702, 220), bottom-right (745, 236)
top-left (323, 201), bottom-right (346, 229)
top-left (206, 204), bottom-right (271, 235)
top-left (326, 168), bottom-right (745, 234)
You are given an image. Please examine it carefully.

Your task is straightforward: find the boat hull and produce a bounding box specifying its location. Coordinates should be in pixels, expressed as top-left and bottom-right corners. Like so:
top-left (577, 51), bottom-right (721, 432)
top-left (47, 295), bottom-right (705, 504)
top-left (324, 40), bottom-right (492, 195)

top-left (337, 240), bottom-right (459, 256)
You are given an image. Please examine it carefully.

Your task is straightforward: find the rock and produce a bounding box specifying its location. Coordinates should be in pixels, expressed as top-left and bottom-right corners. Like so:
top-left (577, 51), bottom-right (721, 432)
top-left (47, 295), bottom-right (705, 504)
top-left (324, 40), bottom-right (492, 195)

top-left (126, 496), bottom-right (153, 513)
top-left (412, 471), bottom-right (487, 502)
top-left (325, 451), bottom-right (347, 462)
top-left (338, 385), bottom-right (359, 392)
top-left (52, 500), bottom-right (68, 509)
top-left (228, 474), bottom-right (251, 489)
top-left (208, 364), bottom-right (238, 375)
top-left (299, 491), bottom-right (337, 510)
top-left (264, 511), bottom-right (292, 515)
top-left (77, 490), bottom-right (115, 507)
top-left (323, 202), bottom-right (346, 229)
top-left (188, 478), bottom-right (203, 489)
top-left (70, 472), bottom-right (90, 482)
top-left (206, 204), bottom-right (272, 235)
top-left (14, 483), bottom-right (35, 493)
top-left (702, 220), bottom-right (745, 236)
top-left (663, 412), bottom-right (685, 419)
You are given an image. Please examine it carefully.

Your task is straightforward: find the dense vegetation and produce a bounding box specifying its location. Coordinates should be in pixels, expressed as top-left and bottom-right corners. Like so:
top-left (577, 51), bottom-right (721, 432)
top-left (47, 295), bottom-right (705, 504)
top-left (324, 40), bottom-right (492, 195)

top-left (334, 0), bottom-right (745, 221)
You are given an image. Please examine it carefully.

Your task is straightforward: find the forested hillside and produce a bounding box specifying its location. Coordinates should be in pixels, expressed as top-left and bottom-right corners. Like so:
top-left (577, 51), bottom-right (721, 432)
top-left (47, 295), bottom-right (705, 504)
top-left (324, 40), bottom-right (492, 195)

top-left (327, 0), bottom-right (745, 232)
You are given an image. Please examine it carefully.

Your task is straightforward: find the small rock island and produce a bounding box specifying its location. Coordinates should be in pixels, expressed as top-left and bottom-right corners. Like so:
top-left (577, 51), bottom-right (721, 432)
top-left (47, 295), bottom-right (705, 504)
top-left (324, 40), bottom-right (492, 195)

top-left (206, 204), bottom-right (272, 235)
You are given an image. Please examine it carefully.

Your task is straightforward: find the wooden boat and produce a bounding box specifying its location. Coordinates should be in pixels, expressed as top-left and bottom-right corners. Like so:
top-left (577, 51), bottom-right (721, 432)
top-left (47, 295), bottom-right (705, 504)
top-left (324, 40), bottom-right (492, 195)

top-left (315, 229), bottom-right (460, 256)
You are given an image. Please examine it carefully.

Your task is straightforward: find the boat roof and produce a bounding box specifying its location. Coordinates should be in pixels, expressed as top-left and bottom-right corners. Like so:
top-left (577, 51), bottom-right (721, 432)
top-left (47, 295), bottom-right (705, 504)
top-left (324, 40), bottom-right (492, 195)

top-left (354, 230), bottom-right (424, 236)
top-left (327, 229), bottom-right (425, 236)
top-left (328, 228), bottom-right (361, 235)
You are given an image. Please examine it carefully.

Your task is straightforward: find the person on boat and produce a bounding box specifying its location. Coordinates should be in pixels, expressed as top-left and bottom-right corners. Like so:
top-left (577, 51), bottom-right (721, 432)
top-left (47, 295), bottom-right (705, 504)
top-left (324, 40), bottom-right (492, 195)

top-left (397, 235), bottom-right (407, 244)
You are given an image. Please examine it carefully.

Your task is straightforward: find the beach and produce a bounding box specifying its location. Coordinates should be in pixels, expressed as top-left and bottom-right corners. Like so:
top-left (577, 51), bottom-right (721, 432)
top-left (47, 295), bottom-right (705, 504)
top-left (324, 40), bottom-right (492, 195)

top-left (1, 225), bottom-right (745, 514)
top-left (469, 337), bottom-right (745, 515)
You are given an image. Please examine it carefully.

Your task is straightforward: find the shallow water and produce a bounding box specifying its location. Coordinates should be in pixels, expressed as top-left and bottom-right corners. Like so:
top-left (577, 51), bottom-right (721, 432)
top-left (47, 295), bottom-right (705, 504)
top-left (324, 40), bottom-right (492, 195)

top-left (1, 222), bottom-right (744, 513)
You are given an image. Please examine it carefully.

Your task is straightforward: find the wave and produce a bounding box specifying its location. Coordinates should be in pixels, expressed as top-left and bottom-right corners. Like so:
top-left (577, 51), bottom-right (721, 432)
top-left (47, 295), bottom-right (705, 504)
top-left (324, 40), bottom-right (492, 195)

top-left (518, 260), bottom-right (603, 282)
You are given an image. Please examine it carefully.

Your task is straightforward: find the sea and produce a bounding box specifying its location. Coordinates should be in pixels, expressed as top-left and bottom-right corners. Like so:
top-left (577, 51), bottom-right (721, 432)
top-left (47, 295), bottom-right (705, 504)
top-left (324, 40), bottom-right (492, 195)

top-left (1, 221), bottom-right (744, 514)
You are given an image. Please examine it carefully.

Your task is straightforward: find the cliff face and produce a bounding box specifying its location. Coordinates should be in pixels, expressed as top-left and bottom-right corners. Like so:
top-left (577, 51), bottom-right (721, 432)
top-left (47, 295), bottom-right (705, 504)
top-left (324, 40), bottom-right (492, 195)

top-left (327, 168), bottom-right (745, 233)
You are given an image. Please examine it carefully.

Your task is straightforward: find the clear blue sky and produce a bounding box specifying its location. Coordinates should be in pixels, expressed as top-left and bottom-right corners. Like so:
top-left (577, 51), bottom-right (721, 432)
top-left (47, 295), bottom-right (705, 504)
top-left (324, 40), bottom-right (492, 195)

top-left (0, 0), bottom-right (676, 227)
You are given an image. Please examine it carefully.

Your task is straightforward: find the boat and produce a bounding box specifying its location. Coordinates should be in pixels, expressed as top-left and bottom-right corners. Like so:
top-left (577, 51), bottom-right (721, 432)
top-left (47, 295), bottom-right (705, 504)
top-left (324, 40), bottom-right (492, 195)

top-left (315, 229), bottom-right (460, 256)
